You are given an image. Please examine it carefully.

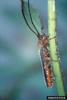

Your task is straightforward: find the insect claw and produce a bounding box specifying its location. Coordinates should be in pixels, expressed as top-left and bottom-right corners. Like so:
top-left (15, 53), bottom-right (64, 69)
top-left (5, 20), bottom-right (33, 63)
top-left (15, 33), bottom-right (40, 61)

top-left (52, 59), bottom-right (59, 62)
top-left (52, 77), bottom-right (55, 81)
top-left (49, 36), bottom-right (56, 40)
top-left (58, 57), bottom-right (61, 62)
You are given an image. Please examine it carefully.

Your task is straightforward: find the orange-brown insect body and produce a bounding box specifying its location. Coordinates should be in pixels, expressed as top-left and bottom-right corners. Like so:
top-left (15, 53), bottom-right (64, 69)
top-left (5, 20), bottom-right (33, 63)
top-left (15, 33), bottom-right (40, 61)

top-left (38, 35), bottom-right (49, 48)
top-left (38, 35), bottom-right (53, 87)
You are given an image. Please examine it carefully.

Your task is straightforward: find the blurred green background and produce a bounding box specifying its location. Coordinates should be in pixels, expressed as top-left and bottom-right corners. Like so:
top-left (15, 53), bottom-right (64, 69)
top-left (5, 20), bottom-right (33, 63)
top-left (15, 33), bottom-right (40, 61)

top-left (0, 0), bottom-right (67, 100)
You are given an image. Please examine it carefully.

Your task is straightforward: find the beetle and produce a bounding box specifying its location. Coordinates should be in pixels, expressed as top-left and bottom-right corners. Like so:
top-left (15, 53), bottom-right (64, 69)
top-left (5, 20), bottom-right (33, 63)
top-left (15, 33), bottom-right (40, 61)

top-left (20, 0), bottom-right (54, 87)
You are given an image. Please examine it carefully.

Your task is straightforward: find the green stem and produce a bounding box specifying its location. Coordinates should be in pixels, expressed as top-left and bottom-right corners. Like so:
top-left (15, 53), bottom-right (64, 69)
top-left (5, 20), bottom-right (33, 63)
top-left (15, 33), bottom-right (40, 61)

top-left (48, 0), bottom-right (65, 96)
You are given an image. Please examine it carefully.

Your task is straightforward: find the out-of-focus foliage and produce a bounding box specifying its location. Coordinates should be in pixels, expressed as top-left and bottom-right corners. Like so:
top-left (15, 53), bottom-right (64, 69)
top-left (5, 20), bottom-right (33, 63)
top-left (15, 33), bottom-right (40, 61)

top-left (0, 0), bottom-right (67, 100)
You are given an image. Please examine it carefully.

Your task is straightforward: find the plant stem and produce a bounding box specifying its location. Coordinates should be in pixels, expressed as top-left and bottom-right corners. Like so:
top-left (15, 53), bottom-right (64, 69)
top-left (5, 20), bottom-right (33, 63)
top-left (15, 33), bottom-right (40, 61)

top-left (48, 0), bottom-right (65, 96)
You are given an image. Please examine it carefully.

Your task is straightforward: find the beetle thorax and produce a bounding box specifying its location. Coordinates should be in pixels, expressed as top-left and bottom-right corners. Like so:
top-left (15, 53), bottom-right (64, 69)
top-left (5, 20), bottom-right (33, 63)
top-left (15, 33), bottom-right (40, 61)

top-left (38, 35), bottom-right (48, 48)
